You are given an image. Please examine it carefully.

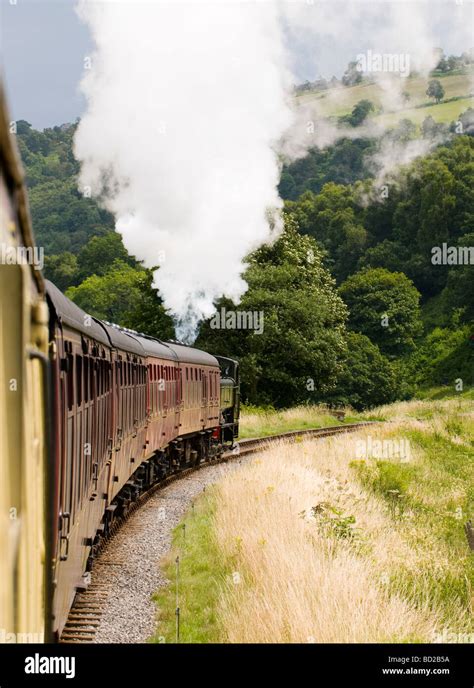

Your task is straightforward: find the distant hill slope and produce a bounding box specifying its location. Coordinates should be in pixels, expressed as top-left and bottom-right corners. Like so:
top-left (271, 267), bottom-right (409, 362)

top-left (297, 69), bottom-right (474, 126)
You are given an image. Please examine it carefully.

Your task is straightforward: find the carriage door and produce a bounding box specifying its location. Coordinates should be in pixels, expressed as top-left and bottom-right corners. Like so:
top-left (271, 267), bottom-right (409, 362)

top-left (172, 365), bottom-right (179, 435)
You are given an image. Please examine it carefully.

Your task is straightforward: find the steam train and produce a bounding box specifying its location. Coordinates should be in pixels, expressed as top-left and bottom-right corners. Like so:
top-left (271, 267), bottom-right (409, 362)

top-left (0, 83), bottom-right (240, 642)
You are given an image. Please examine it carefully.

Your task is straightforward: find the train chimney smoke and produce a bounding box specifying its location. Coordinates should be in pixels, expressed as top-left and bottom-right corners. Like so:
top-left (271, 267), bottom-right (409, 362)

top-left (74, 0), bottom-right (293, 343)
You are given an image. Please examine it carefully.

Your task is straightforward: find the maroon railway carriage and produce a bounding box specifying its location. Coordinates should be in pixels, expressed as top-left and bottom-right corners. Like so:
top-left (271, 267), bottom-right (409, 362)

top-left (46, 281), bottom-right (223, 639)
top-left (130, 336), bottom-right (222, 468)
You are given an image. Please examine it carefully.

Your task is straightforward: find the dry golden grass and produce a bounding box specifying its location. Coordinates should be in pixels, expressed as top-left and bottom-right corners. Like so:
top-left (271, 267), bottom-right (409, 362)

top-left (361, 397), bottom-right (473, 423)
top-left (154, 399), bottom-right (474, 643)
top-left (213, 427), bottom-right (446, 643)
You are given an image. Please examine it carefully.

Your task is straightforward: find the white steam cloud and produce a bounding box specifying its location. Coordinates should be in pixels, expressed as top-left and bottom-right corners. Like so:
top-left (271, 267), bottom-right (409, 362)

top-left (74, 0), bottom-right (472, 342)
top-left (75, 0), bottom-right (293, 342)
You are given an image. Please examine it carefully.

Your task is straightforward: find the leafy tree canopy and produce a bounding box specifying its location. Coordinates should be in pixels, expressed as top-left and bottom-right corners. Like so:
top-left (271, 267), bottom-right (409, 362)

top-left (66, 261), bottom-right (175, 340)
top-left (339, 267), bottom-right (423, 356)
top-left (325, 332), bottom-right (400, 410)
top-left (197, 218), bottom-right (348, 407)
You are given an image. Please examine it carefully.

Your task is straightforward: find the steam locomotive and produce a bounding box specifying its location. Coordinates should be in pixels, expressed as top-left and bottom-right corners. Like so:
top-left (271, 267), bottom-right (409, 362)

top-left (0, 83), bottom-right (240, 642)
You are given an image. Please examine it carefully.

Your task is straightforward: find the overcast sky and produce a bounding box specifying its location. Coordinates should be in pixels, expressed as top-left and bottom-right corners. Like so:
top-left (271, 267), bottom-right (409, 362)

top-left (1, 0), bottom-right (472, 130)
top-left (1, 0), bottom-right (91, 128)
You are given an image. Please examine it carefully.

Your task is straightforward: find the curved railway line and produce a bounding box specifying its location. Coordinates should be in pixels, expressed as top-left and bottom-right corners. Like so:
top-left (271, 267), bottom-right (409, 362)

top-left (60, 421), bottom-right (376, 643)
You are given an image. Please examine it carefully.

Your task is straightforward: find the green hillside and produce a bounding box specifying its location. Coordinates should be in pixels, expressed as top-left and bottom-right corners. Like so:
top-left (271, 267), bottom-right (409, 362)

top-left (297, 69), bottom-right (474, 126)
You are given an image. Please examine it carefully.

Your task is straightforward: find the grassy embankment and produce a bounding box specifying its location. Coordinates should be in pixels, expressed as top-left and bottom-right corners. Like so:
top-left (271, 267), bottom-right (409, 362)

top-left (237, 404), bottom-right (360, 439)
top-left (151, 395), bottom-right (474, 643)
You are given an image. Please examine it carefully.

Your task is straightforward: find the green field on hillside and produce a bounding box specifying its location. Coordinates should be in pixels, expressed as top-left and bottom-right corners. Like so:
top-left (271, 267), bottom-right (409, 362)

top-left (297, 70), bottom-right (474, 126)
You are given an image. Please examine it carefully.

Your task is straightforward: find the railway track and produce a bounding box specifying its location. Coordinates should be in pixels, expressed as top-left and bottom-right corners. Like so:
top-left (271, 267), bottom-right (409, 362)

top-left (60, 421), bottom-right (375, 643)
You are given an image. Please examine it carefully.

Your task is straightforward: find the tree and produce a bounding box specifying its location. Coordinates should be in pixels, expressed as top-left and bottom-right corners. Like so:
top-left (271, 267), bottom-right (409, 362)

top-left (16, 121), bottom-right (115, 254)
top-left (339, 268), bottom-right (422, 356)
top-left (407, 325), bottom-right (473, 389)
top-left (44, 252), bottom-right (79, 291)
top-left (347, 99), bottom-right (375, 127)
top-left (77, 232), bottom-right (138, 281)
top-left (421, 115), bottom-right (445, 139)
top-left (325, 332), bottom-right (400, 410)
top-left (436, 57), bottom-right (449, 73)
top-left (426, 79), bottom-right (445, 104)
top-left (342, 61), bottom-right (363, 87)
top-left (279, 137), bottom-right (375, 200)
top-left (66, 261), bottom-right (175, 339)
top-left (454, 107), bottom-right (474, 136)
top-left (285, 183), bottom-right (368, 282)
top-left (196, 218), bottom-right (348, 407)
top-left (440, 232), bottom-right (474, 324)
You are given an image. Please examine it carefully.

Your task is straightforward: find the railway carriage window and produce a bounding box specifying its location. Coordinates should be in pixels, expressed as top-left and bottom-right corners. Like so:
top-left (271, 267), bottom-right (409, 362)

top-left (84, 357), bottom-right (89, 403)
top-left (67, 353), bottom-right (74, 411)
top-left (157, 366), bottom-right (160, 412)
top-left (76, 355), bottom-right (83, 407)
top-left (170, 367), bottom-right (174, 407)
top-left (90, 361), bottom-right (95, 400)
top-left (169, 366), bottom-right (172, 407)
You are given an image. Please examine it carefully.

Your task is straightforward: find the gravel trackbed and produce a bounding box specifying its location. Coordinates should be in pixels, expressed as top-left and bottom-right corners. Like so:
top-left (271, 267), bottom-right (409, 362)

top-left (92, 460), bottom-right (247, 643)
